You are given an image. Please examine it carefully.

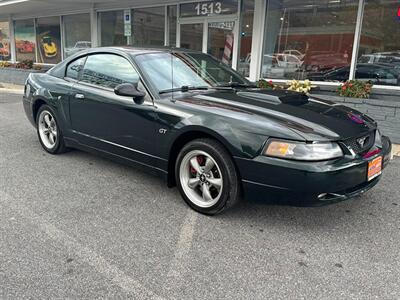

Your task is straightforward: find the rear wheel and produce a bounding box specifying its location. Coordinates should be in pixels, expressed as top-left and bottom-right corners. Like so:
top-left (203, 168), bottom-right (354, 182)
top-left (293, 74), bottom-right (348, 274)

top-left (36, 105), bottom-right (67, 154)
top-left (175, 138), bottom-right (240, 215)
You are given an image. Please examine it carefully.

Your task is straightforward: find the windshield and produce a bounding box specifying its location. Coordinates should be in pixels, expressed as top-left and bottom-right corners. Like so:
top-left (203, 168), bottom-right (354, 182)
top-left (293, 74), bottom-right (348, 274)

top-left (134, 52), bottom-right (249, 93)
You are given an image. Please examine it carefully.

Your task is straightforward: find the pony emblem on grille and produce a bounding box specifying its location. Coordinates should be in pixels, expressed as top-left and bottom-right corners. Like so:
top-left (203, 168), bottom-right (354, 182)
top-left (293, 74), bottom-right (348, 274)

top-left (357, 136), bottom-right (368, 148)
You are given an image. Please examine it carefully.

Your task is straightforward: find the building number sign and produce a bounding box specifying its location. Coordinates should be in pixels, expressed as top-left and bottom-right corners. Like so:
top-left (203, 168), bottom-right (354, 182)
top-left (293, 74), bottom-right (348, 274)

top-left (195, 2), bottom-right (222, 16)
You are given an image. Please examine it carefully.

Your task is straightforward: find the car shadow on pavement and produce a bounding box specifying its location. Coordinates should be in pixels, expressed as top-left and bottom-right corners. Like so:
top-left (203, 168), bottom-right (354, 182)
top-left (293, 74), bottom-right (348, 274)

top-left (61, 149), bottom-right (396, 230)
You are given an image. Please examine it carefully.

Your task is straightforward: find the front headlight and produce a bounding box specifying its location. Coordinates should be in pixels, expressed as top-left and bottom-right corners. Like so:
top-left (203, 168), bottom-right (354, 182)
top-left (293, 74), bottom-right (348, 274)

top-left (264, 139), bottom-right (343, 161)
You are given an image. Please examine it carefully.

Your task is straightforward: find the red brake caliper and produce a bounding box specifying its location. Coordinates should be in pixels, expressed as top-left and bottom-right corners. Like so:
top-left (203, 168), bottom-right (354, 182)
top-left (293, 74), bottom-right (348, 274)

top-left (190, 155), bottom-right (204, 175)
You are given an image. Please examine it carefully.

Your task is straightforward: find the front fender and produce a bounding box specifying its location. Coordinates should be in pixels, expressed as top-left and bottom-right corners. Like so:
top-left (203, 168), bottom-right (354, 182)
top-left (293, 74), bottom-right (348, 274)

top-left (168, 113), bottom-right (267, 159)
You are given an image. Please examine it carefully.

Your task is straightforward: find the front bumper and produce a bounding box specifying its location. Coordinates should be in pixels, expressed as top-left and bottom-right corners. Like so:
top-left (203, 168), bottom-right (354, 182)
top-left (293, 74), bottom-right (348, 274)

top-left (235, 136), bottom-right (392, 206)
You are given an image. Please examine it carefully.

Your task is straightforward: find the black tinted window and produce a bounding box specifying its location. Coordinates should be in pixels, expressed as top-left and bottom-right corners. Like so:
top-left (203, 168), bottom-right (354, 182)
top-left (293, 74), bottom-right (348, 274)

top-left (356, 67), bottom-right (373, 78)
top-left (66, 56), bottom-right (86, 80)
top-left (81, 54), bottom-right (139, 89)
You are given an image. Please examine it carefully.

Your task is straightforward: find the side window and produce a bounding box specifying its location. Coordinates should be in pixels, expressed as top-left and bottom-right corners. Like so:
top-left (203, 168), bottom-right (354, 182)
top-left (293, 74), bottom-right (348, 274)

top-left (66, 56), bottom-right (86, 80)
top-left (355, 67), bottom-right (370, 79)
top-left (81, 54), bottom-right (139, 89)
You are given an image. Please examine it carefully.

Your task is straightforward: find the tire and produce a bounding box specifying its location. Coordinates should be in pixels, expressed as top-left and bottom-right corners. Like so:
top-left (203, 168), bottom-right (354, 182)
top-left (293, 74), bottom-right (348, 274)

top-left (36, 105), bottom-right (67, 154)
top-left (175, 138), bottom-right (240, 215)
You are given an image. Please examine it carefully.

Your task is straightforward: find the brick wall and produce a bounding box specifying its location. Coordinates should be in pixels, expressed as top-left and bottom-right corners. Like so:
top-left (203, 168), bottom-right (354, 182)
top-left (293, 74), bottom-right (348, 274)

top-left (312, 94), bottom-right (400, 144)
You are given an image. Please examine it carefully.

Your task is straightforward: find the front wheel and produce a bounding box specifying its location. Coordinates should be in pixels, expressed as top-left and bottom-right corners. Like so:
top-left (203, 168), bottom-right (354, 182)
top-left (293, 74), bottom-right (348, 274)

top-left (175, 138), bottom-right (240, 215)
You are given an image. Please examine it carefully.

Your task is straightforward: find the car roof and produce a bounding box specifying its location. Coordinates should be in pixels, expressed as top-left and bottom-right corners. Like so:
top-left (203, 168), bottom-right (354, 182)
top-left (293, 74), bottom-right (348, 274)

top-left (47, 46), bottom-right (205, 79)
top-left (94, 46), bottom-right (203, 56)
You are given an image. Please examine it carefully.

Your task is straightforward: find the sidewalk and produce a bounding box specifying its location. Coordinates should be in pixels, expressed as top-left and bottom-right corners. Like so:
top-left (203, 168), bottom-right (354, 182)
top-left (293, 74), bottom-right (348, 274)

top-left (0, 82), bottom-right (24, 94)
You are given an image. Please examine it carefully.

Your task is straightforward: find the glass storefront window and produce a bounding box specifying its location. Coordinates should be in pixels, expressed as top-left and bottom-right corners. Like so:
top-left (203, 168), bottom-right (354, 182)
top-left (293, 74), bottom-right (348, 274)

top-left (180, 23), bottom-right (203, 51)
top-left (261, 0), bottom-right (359, 81)
top-left (36, 16), bottom-right (61, 64)
top-left (63, 13), bottom-right (91, 58)
top-left (167, 5), bottom-right (177, 47)
top-left (208, 21), bottom-right (235, 66)
top-left (0, 21), bottom-right (11, 61)
top-left (99, 11), bottom-right (125, 46)
top-left (180, 0), bottom-right (238, 18)
top-left (356, 0), bottom-right (400, 86)
top-left (132, 7), bottom-right (165, 47)
top-left (14, 19), bottom-right (36, 62)
top-left (238, 0), bottom-right (254, 76)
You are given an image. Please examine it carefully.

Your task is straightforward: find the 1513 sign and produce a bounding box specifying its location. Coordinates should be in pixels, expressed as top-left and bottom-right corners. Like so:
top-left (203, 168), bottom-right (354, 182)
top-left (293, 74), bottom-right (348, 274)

top-left (180, 1), bottom-right (238, 18)
top-left (195, 2), bottom-right (222, 15)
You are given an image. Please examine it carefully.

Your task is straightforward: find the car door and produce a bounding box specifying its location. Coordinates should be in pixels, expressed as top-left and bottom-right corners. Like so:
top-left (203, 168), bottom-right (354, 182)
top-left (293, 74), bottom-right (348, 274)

top-left (69, 53), bottom-right (160, 167)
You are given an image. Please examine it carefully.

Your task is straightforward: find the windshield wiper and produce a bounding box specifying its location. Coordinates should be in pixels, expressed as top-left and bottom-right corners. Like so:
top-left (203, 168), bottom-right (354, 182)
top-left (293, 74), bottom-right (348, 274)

top-left (159, 85), bottom-right (209, 95)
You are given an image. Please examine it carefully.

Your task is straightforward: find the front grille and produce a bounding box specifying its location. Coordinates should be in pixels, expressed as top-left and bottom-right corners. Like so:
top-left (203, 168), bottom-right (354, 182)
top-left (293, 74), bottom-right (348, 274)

top-left (342, 131), bottom-right (375, 155)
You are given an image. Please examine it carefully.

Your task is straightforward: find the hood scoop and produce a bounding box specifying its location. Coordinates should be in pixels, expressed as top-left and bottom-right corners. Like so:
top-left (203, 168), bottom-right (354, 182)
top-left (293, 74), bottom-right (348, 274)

top-left (236, 92), bottom-right (281, 105)
top-left (237, 91), bottom-right (309, 106)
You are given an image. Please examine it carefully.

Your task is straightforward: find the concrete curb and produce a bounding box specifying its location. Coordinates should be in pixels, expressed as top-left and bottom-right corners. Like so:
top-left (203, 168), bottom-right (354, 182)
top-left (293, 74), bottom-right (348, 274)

top-left (392, 144), bottom-right (400, 158)
top-left (0, 88), bottom-right (24, 95)
top-left (0, 82), bottom-right (24, 95)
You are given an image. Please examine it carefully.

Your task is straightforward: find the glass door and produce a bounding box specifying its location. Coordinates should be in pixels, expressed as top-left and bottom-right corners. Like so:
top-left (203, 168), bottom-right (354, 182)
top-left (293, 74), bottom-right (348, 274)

top-left (180, 23), bottom-right (203, 51)
top-left (178, 17), bottom-right (238, 69)
top-left (207, 21), bottom-right (235, 67)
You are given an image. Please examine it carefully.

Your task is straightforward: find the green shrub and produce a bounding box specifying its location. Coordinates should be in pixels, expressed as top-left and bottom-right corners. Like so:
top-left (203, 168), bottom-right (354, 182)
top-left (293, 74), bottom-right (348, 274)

top-left (338, 80), bottom-right (372, 98)
top-left (257, 79), bottom-right (276, 89)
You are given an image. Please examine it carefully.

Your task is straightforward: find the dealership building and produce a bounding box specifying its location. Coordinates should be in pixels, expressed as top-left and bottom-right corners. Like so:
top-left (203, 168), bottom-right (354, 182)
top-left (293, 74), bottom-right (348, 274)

top-left (0, 0), bottom-right (399, 88)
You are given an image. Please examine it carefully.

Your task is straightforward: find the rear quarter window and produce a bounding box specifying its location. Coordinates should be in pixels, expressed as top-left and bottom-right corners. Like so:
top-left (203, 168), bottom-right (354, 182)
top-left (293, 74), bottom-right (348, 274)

top-left (66, 56), bottom-right (86, 80)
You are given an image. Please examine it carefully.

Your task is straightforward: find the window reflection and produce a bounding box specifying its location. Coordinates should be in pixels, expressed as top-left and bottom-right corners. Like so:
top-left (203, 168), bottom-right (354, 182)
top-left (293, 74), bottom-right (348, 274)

top-left (66, 56), bottom-right (86, 80)
top-left (262, 0), bottom-right (358, 81)
top-left (167, 5), bottom-right (177, 47)
top-left (135, 52), bottom-right (248, 93)
top-left (0, 22), bottom-right (10, 61)
top-left (238, 0), bottom-right (254, 77)
top-left (64, 14), bottom-right (91, 58)
top-left (99, 11), bottom-right (125, 46)
top-left (36, 16), bottom-right (62, 64)
top-left (133, 7), bottom-right (165, 47)
top-left (82, 54), bottom-right (139, 89)
top-left (356, 0), bottom-right (400, 86)
top-left (14, 19), bottom-right (36, 62)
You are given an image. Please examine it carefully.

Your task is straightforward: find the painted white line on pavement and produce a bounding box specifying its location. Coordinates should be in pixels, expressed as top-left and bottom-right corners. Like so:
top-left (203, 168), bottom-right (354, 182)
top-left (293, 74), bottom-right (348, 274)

top-left (165, 209), bottom-right (198, 291)
top-left (0, 190), bottom-right (165, 300)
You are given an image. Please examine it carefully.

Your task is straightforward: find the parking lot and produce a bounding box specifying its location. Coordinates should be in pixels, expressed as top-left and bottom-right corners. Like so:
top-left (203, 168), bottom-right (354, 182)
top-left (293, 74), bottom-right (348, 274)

top-left (0, 91), bottom-right (399, 299)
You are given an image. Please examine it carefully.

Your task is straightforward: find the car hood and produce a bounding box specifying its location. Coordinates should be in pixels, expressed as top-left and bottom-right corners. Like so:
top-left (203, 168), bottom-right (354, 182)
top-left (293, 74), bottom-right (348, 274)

top-left (179, 89), bottom-right (376, 141)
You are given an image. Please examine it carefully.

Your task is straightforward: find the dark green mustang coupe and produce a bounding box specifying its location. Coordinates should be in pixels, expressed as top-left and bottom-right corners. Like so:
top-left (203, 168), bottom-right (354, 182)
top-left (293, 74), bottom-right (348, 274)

top-left (23, 47), bottom-right (392, 215)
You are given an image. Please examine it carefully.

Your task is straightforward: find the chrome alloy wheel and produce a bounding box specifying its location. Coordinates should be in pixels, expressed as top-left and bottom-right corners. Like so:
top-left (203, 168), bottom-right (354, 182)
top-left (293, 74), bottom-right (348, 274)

top-left (38, 110), bottom-right (58, 149)
top-left (179, 150), bottom-right (223, 208)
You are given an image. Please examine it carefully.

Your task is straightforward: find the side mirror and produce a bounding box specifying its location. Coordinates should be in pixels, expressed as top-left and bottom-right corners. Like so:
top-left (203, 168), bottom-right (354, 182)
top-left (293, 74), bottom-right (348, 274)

top-left (114, 83), bottom-right (146, 105)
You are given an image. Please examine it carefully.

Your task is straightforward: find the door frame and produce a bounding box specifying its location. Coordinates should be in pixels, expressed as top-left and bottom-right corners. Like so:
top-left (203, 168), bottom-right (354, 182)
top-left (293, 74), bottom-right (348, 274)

top-left (177, 15), bottom-right (239, 70)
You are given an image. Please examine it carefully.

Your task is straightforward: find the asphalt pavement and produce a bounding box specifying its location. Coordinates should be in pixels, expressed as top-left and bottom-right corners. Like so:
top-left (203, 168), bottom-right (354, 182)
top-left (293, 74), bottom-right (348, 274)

top-left (0, 91), bottom-right (399, 299)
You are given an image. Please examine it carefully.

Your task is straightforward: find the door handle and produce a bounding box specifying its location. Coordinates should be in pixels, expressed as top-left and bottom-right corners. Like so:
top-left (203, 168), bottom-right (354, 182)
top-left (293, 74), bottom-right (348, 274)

top-left (75, 93), bottom-right (85, 99)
